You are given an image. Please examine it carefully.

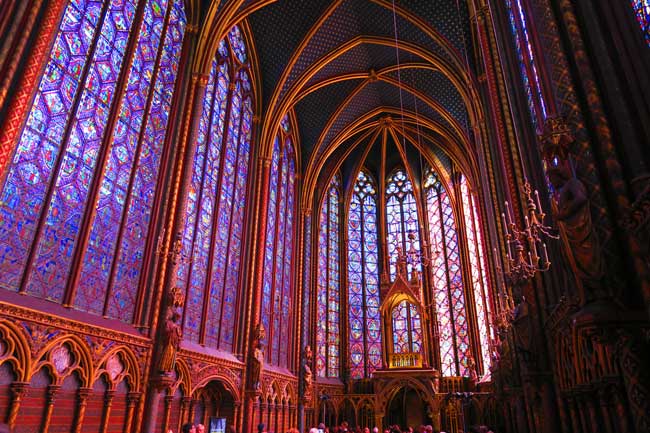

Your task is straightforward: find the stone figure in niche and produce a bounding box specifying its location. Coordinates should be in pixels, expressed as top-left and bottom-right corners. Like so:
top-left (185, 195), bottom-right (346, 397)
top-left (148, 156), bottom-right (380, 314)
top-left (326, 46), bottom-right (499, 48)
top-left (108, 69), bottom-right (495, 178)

top-left (159, 312), bottom-right (182, 374)
top-left (548, 162), bottom-right (605, 300)
top-left (302, 345), bottom-right (313, 389)
top-left (466, 355), bottom-right (478, 387)
top-left (249, 323), bottom-right (265, 390)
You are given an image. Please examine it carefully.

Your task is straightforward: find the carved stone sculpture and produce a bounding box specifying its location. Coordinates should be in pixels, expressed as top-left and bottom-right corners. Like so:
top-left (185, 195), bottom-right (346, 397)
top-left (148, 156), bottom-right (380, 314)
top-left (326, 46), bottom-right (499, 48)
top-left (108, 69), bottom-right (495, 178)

top-left (159, 312), bottom-right (182, 373)
top-left (548, 162), bottom-right (605, 300)
top-left (302, 345), bottom-right (313, 389)
top-left (249, 323), bottom-right (265, 390)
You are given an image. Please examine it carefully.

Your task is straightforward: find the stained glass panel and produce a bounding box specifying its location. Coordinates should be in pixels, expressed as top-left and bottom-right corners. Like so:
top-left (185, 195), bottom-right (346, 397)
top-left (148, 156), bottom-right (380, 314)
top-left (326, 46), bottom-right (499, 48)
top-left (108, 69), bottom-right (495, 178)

top-left (505, 0), bottom-right (547, 127)
top-left (632, 1), bottom-right (650, 46)
top-left (348, 170), bottom-right (381, 379)
top-left (386, 169), bottom-right (421, 281)
top-left (391, 300), bottom-right (422, 354)
top-left (317, 175), bottom-right (340, 377)
top-left (461, 177), bottom-right (493, 374)
top-left (174, 24), bottom-right (251, 349)
top-left (0, 0), bottom-right (185, 323)
top-left (424, 169), bottom-right (471, 377)
top-left (261, 123), bottom-right (296, 368)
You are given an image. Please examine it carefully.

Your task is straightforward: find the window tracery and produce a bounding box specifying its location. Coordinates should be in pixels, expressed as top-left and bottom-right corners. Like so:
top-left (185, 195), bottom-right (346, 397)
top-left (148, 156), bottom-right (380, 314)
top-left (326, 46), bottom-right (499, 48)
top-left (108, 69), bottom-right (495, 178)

top-left (261, 115), bottom-right (296, 367)
top-left (348, 170), bottom-right (382, 379)
top-left (386, 168), bottom-right (422, 281)
top-left (424, 169), bottom-right (470, 377)
top-left (175, 25), bottom-right (253, 351)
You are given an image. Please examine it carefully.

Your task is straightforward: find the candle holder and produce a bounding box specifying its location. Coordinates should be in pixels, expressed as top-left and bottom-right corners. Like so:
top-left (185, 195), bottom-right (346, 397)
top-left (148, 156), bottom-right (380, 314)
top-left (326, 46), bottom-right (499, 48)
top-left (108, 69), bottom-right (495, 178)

top-left (500, 180), bottom-right (558, 287)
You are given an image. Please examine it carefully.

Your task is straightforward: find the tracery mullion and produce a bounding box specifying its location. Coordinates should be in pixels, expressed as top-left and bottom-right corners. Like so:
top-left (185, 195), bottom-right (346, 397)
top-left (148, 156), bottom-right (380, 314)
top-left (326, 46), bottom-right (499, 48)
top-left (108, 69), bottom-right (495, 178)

top-left (324, 181), bottom-right (341, 377)
top-left (64, 0), bottom-right (155, 308)
top-left (359, 197), bottom-right (369, 377)
top-left (205, 75), bottom-right (243, 348)
top-left (215, 77), bottom-right (247, 349)
top-left (179, 60), bottom-right (220, 337)
top-left (133, 3), bottom-right (190, 327)
top-left (101, 1), bottom-right (175, 316)
top-left (278, 156), bottom-right (295, 367)
top-left (274, 147), bottom-right (291, 365)
top-left (269, 145), bottom-right (289, 365)
top-left (199, 66), bottom-right (237, 346)
top-left (16, 0), bottom-right (114, 295)
top-left (268, 139), bottom-right (287, 364)
top-left (437, 189), bottom-right (461, 376)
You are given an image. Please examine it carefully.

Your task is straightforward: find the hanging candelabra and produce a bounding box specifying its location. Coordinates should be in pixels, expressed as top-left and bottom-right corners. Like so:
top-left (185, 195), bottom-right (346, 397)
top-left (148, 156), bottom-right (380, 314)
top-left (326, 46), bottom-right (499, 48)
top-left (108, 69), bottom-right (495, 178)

top-left (500, 181), bottom-right (557, 286)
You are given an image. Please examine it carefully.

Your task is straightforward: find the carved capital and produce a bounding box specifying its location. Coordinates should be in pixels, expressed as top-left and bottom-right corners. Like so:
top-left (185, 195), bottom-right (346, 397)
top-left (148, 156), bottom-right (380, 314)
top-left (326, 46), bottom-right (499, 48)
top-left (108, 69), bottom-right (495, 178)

top-left (10, 382), bottom-right (28, 399)
top-left (127, 392), bottom-right (142, 407)
top-left (47, 385), bottom-right (61, 403)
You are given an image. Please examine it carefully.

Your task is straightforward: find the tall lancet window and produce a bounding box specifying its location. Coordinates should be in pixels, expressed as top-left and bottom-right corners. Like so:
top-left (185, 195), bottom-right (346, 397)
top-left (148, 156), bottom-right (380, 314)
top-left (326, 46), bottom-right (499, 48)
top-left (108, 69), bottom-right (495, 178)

top-left (176, 25), bottom-right (253, 351)
top-left (386, 168), bottom-right (422, 281)
top-left (261, 116), bottom-right (296, 368)
top-left (505, 0), bottom-right (547, 128)
top-left (424, 169), bottom-right (470, 377)
top-left (460, 175), bottom-right (493, 374)
top-left (632, 1), bottom-right (650, 46)
top-left (317, 174), bottom-right (341, 377)
top-left (348, 170), bottom-right (382, 379)
top-left (0, 0), bottom-right (186, 322)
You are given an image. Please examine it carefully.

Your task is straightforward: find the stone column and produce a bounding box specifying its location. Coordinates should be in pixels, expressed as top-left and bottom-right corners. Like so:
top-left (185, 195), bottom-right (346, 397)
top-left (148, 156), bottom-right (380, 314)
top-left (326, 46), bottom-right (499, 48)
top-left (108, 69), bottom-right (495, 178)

top-left (73, 387), bottom-right (92, 433)
top-left (42, 384), bottom-right (61, 433)
top-left (7, 381), bottom-right (28, 429)
top-left (100, 389), bottom-right (116, 433)
top-left (125, 392), bottom-right (142, 433)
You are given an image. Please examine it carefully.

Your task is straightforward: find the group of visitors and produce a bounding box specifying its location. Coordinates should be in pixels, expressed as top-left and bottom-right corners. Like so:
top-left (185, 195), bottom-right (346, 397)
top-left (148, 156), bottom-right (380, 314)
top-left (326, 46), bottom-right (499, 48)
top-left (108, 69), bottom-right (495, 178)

top-left (306, 421), bottom-right (495, 433)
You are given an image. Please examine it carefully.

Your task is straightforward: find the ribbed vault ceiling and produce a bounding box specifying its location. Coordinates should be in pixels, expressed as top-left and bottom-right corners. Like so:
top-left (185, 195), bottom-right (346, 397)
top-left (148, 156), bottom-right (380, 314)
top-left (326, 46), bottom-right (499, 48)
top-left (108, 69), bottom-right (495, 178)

top-left (203, 0), bottom-right (482, 204)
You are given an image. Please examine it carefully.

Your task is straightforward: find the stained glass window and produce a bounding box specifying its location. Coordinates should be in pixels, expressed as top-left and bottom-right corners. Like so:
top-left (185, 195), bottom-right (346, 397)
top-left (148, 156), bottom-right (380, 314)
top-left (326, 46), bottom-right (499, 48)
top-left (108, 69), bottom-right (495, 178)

top-left (391, 300), bottom-right (423, 354)
top-left (632, 1), bottom-right (650, 46)
top-left (424, 169), bottom-right (470, 377)
top-left (0, 0), bottom-right (186, 323)
top-left (460, 176), bottom-right (493, 375)
top-left (316, 174), bottom-right (341, 377)
top-left (261, 115), bottom-right (296, 368)
top-left (505, 0), bottom-right (547, 128)
top-left (175, 26), bottom-right (253, 351)
top-left (386, 169), bottom-right (422, 281)
top-left (303, 213), bottom-right (312, 347)
top-left (348, 170), bottom-right (382, 379)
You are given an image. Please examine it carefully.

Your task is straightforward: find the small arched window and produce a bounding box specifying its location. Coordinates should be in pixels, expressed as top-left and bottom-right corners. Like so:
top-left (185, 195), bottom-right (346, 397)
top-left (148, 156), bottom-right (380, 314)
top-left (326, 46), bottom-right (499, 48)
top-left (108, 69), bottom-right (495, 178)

top-left (316, 173), bottom-right (341, 377)
top-left (261, 115), bottom-right (297, 368)
top-left (0, 0), bottom-right (186, 323)
top-left (176, 25), bottom-right (253, 351)
top-left (348, 170), bottom-right (382, 379)
top-left (391, 300), bottom-right (423, 354)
